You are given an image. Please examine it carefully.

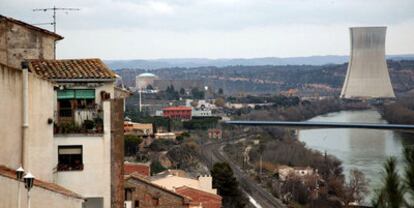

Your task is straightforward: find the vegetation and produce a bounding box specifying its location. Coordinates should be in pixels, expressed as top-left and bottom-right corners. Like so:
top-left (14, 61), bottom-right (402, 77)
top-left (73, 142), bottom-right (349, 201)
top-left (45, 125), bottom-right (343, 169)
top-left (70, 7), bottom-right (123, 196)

top-left (372, 147), bottom-right (414, 207)
top-left (382, 98), bottom-right (414, 124)
top-left (150, 160), bottom-right (167, 175)
top-left (191, 87), bottom-right (205, 99)
top-left (116, 60), bottom-right (414, 96)
top-left (183, 117), bottom-right (219, 130)
top-left (124, 134), bottom-right (143, 156)
top-left (211, 162), bottom-right (249, 208)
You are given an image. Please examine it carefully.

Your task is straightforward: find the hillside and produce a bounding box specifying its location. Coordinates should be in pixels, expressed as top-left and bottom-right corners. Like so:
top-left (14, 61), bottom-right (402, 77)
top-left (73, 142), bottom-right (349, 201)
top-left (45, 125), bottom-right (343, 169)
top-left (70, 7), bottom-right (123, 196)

top-left (106, 55), bottom-right (414, 70)
top-left (116, 60), bottom-right (414, 96)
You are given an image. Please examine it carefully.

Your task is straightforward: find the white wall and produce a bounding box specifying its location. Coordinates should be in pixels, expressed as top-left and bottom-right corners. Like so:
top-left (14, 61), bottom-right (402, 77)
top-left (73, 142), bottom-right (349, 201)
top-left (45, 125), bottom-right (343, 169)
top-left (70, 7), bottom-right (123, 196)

top-left (54, 101), bottom-right (111, 208)
top-left (0, 175), bottom-right (83, 208)
top-left (0, 65), bottom-right (55, 182)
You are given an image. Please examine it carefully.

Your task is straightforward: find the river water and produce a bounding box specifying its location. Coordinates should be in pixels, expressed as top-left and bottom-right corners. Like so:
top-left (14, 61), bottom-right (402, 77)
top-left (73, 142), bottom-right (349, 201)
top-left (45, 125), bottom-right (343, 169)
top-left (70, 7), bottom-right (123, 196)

top-left (298, 109), bottom-right (413, 200)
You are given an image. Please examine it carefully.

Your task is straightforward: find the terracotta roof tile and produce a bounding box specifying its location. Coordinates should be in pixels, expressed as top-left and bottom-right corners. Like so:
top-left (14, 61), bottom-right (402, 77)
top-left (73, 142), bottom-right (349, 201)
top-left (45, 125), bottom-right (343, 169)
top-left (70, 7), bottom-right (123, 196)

top-left (0, 15), bottom-right (63, 40)
top-left (175, 186), bottom-right (222, 208)
top-left (163, 106), bottom-right (192, 111)
top-left (27, 58), bottom-right (117, 81)
top-left (0, 165), bottom-right (83, 199)
top-left (124, 163), bottom-right (150, 177)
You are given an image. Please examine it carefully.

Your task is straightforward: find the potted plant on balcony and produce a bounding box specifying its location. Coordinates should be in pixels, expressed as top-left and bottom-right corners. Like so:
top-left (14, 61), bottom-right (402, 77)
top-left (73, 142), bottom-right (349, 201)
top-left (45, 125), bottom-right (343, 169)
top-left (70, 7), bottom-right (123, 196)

top-left (94, 117), bottom-right (103, 133)
top-left (82, 119), bottom-right (96, 133)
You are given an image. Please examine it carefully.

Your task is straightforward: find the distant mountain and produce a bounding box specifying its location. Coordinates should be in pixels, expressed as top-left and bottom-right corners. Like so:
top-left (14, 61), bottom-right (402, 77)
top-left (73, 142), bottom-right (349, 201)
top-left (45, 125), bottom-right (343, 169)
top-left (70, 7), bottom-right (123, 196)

top-left (105, 54), bottom-right (414, 70)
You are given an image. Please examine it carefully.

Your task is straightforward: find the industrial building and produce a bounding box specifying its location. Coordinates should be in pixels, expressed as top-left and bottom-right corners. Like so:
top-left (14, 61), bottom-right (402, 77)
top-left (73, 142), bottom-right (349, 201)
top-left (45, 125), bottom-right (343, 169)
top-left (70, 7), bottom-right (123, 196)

top-left (340, 27), bottom-right (395, 99)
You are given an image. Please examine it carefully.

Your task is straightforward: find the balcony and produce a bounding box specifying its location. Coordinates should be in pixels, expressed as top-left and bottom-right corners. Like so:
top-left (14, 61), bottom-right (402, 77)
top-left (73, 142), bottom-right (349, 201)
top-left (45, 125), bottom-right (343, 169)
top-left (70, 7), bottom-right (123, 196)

top-left (54, 108), bottom-right (104, 134)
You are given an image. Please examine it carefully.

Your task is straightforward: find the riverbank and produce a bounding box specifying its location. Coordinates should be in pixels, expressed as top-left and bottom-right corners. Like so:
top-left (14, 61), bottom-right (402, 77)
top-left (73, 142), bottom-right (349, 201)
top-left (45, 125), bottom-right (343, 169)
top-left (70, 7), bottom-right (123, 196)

top-left (299, 109), bottom-right (412, 203)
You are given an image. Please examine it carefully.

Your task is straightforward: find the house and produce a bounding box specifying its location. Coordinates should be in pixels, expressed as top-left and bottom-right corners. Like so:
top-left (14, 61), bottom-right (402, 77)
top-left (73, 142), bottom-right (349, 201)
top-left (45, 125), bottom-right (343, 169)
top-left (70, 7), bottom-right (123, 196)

top-left (27, 58), bottom-right (125, 208)
top-left (192, 109), bottom-right (212, 117)
top-left (175, 186), bottom-right (222, 208)
top-left (277, 165), bottom-right (316, 181)
top-left (207, 128), bottom-right (222, 139)
top-left (124, 120), bottom-right (153, 137)
top-left (150, 171), bottom-right (217, 195)
top-left (124, 174), bottom-right (194, 208)
top-left (0, 15), bottom-right (125, 208)
top-left (162, 106), bottom-right (192, 120)
top-left (0, 165), bottom-right (84, 208)
top-left (124, 162), bottom-right (150, 177)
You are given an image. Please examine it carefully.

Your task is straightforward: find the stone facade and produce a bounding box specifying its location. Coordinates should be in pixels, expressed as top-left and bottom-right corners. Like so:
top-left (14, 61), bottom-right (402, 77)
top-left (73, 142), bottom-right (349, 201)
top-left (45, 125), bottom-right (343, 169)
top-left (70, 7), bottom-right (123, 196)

top-left (125, 175), bottom-right (192, 208)
top-left (0, 15), bottom-right (62, 69)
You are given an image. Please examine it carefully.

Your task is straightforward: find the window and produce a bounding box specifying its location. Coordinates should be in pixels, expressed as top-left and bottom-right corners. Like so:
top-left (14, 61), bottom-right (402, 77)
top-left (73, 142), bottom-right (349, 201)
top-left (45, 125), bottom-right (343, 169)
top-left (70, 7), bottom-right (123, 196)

top-left (57, 145), bottom-right (83, 171)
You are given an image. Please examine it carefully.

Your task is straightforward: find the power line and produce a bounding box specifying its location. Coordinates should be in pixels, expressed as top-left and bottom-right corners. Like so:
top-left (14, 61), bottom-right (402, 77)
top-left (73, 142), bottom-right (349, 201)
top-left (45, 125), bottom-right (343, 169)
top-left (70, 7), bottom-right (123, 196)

top-left (33, 6), bottom-right (80, 33)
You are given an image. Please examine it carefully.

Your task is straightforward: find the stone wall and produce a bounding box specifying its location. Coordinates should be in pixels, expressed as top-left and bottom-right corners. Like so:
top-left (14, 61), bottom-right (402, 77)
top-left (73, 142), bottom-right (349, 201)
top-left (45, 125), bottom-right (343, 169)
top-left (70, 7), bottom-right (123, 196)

top-left (126, 177), bottom-right (189, 208)
top-left (0, 20), bottom-right (56, 69)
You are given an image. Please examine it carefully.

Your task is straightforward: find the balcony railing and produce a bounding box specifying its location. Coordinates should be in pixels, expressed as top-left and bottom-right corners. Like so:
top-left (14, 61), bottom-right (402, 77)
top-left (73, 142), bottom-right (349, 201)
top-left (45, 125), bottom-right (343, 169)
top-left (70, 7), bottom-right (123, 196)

top-left (54, 108), bottom-right (104, 134)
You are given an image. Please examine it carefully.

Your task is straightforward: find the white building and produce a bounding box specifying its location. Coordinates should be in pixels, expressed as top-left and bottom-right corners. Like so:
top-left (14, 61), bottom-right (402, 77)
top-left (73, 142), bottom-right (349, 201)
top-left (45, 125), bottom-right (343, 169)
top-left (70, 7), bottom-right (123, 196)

top-left (0, 15), bottom-right (125, 208)
top-left (27, 58), bottom-right (125, 208)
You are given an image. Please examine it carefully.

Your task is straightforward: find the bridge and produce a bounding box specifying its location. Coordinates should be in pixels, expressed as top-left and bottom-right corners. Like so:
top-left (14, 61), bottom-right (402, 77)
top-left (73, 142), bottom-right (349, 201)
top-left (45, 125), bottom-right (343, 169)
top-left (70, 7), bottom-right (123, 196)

top-left (224, 120), bottom-right (414, 132)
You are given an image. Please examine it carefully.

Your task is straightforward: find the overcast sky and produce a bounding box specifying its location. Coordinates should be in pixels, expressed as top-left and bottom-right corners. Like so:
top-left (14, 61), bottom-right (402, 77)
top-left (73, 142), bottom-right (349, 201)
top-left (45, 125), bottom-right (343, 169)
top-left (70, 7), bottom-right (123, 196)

top-left (1, 0), bottom-right (414, 59)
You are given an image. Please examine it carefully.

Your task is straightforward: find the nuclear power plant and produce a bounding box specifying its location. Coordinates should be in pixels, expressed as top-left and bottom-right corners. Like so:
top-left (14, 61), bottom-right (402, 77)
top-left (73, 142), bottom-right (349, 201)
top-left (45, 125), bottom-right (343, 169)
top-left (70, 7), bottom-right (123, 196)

top-left (340, 27), bottom-right (395, 99)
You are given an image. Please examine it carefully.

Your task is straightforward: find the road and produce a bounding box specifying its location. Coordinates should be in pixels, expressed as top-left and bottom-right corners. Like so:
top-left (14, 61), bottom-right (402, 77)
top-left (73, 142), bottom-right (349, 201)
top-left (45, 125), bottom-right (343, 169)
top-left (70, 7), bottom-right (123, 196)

top-left (200, 140), bottom-right (286, 208)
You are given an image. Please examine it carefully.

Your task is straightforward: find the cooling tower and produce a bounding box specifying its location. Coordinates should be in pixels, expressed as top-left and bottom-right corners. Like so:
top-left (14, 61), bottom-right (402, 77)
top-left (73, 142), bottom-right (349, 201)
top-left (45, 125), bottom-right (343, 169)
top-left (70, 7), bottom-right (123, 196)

top-left (340, 27), bottom-right (395, 99)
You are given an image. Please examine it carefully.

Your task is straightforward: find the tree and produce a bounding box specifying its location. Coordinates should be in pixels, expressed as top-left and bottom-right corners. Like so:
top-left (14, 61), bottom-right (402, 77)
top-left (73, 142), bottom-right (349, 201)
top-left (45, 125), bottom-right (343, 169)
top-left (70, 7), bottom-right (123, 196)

top-left (218, 88), bottom-right (224, 95)
top-left (372, 157), bottom-right (405, 208)
top-left (179, 88), bottom-right (186, 95)
top-left (150, 160), bottom-right (167, 175)
top-left (214, 97), bottom-right (225, 107)
top-left (124, 135), bottom-right (143, 156)
top-left (345, 169), bottom-right (369, 205)
top-left (211, 162), bottom-right (248, 208)
top-left (404, 147), bottom-right (414, 205)
top-left (146, 84), bottom-right (154, 90)
top-left (191, 87), bottom-right (205, 99)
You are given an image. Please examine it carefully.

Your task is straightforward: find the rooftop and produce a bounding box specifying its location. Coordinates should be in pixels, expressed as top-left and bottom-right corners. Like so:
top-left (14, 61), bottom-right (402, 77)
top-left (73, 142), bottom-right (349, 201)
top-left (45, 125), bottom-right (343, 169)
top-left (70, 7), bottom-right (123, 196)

top-left (137, 72), bottom-right (157, 78)
top-left (124, 162), bottom-right (150, 177)
top-left (163, 106), bottom-right (192, 111)
top-left (0, 15), bottom-right (63, 40)
top-left (0, 165), bottom-right (83, 199)
top-left (27, 58), bottom-right (117, 81)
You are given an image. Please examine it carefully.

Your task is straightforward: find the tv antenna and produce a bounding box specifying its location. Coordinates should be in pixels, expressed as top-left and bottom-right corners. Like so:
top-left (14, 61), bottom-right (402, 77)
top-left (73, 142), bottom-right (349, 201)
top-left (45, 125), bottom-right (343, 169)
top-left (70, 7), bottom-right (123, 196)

top-left (33, 6), bottom-right (80, 33)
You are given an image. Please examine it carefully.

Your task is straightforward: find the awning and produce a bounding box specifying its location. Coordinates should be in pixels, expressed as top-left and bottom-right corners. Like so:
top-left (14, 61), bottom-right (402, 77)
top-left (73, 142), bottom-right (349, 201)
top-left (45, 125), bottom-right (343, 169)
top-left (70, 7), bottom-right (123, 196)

top-left (57, 89), bottom-right (95, 99)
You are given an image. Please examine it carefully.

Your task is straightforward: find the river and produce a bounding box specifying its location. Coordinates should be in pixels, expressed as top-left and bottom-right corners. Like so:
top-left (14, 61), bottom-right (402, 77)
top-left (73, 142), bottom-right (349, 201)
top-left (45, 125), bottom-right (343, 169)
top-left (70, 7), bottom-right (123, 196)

top-left (298, 109), bottom-right (413, 201)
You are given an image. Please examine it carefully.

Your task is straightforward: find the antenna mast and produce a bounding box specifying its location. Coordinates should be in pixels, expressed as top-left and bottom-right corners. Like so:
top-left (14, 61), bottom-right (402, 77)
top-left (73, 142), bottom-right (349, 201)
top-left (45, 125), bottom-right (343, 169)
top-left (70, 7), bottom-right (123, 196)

top-left (33, 6), bottom-right (80, 33)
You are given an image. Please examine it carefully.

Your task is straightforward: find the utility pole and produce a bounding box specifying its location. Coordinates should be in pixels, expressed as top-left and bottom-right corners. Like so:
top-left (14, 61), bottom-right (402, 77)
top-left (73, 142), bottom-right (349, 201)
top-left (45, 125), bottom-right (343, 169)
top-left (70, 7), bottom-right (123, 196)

top-left (33, 6), bottom-right (80, 58)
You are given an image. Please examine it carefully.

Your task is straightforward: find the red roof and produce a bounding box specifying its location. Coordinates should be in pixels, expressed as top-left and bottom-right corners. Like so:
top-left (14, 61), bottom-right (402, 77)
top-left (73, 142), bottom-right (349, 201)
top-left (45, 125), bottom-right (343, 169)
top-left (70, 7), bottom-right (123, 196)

top-left (163, 106), bottom-right (192, 111)
top-left (0, 15), bottom-right (63, 40)
top-left (124, 163), bottom-right (150, 177)
top-left (175, 186), bottom-right (222, 208)
top-left (0, 165), bottom-right (83, 199)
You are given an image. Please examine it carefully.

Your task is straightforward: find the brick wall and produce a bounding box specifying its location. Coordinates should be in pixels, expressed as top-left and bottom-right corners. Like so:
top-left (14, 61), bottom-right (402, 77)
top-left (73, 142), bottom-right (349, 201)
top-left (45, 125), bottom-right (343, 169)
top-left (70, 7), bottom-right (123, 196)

top-left (111, 99), bottom-right (125, 208)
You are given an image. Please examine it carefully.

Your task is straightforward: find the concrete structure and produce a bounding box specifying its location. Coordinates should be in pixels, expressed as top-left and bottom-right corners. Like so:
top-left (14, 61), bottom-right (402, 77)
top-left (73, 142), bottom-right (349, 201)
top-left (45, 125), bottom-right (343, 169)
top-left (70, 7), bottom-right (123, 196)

top-left (135, 72), bottom-right (158, 90)
top-left (341, 27), bottom-right (395, 98)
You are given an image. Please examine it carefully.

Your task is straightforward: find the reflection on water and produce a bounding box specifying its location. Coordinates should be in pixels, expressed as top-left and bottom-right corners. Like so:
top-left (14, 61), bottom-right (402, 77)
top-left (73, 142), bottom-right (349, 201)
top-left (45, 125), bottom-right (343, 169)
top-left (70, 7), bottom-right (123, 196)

top-left (298, 109), bottom-right (412, 200)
